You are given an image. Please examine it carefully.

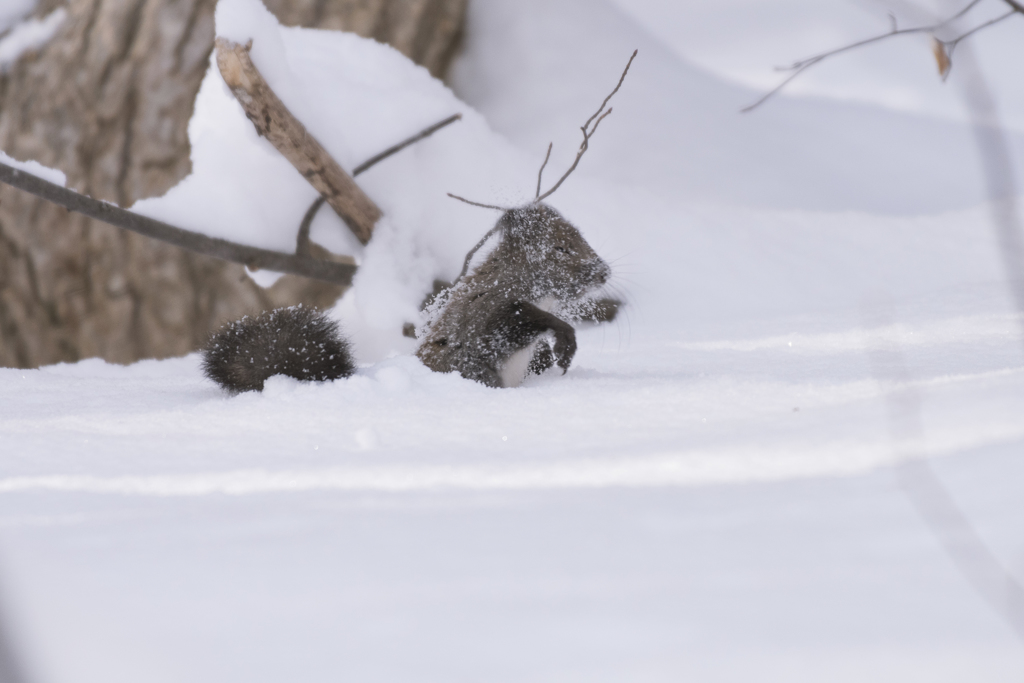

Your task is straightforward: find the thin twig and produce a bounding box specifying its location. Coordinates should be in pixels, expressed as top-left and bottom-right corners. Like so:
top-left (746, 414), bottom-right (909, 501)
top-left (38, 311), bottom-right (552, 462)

top-left (450, 52), bottom-right (637, 285)
top-left (297, 112), bottom-right (463, 248)
top-left (741, 0), bottom-right (1016, 112)
top-left (588, 108), bottom-right (614, 138)
top-left (0, 162), bottom-right (356, 286)
top-left (535, 50), bottom-right (637, 203)
top-left (740, 64), bottom-right (820, 113)
top-left (453, 225), bottom-right (503, 285)
top-left (582, 50), bottom-right (637, 134)
top-left (790, 0), bottom-right (983, 70)
top-left (943, 9), bottom-right (1016, 71)
top-left (535, 142), bottom-right (553, 200)
top-left (446, 193), bottom-right (508, 211)
top-left (296, 195), bottom-right (326, 256)
top-left (352, 113), bottom-right (462, 176)
top-left (3, 113), bottom-right (465, 288)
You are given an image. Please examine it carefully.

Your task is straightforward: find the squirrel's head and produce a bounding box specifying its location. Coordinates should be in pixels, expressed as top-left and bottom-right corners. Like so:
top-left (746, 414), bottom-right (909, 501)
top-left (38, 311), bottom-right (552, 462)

top-left (495, 203), bottom-right (611, 300)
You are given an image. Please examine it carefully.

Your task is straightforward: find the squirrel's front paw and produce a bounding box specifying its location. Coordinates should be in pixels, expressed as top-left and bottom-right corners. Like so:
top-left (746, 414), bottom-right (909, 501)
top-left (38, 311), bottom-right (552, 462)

top-left (552, 325), bottom-right (577, 374)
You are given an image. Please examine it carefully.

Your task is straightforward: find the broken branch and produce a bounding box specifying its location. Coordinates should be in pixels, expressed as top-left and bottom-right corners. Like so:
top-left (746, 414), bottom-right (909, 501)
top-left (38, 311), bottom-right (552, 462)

top-left (215, 37), bottom-right (381, 244)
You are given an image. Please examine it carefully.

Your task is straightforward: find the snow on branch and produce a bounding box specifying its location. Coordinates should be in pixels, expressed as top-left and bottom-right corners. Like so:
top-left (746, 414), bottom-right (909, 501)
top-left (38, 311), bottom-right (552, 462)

top-left (0, 114), bottom-right (462, 287)
top-left (0, 161), bottom-right (357, 286)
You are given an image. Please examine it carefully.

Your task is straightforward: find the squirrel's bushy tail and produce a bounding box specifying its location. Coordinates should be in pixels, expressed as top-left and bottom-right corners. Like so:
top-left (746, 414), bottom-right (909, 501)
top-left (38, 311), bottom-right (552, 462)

top-left (202, 306), bottom-right (354, 393)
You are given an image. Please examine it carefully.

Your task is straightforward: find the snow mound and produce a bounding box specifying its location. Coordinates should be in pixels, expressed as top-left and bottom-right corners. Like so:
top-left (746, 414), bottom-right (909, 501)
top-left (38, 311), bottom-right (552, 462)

top-left (133, 0), bottom-right (557, 358)
top-left (451, 0), bottom-right (1024, 214)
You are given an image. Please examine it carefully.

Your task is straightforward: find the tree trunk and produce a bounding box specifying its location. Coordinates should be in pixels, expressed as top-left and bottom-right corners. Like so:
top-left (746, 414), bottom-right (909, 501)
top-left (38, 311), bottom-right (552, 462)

top-left (0, 0), bottom-right (466, 368)
top-left (262, 0), bottom-right (466, 79)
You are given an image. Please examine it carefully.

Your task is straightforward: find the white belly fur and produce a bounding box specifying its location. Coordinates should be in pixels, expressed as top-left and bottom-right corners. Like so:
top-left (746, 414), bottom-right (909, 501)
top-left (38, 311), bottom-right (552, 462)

top-left (497, 297), bottom-right (559, 388)
top-left (498, 339), bottom-right (540, 388)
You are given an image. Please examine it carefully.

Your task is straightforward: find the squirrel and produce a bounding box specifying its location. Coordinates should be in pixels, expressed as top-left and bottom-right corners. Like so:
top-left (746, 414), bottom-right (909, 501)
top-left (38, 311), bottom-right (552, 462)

top-left (202, 305), bottom-right (354, 392)
top-left (416, 203), bottom-right (610, 387)
top-left (202, 51), bottom-right (635, 393)
top-left (201, 203), bottom-right (610, 392)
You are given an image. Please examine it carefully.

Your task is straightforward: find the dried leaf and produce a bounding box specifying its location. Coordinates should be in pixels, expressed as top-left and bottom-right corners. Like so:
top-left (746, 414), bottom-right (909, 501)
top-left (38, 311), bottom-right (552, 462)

top-left (931, 37), bottom-right (951, 78)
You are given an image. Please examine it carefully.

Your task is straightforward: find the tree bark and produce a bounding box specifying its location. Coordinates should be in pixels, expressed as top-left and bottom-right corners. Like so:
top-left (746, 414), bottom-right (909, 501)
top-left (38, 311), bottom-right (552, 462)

top-left (261, 0), bottom-right (466, 79)
top-left (0, 0), bottom-right (466, 368)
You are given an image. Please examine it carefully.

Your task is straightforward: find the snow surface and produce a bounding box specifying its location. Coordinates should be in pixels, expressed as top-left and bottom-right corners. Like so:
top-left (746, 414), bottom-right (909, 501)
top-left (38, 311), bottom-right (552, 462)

top-left (2, 0), bottom-right (1024, 681)
top-left (606, 0), bottom-right (1024, 133)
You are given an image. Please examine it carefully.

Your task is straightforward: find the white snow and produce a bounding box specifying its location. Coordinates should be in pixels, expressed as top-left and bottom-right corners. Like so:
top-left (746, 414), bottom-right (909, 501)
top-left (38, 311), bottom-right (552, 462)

top-left (2, 0), bottom-right (1024, 681)
top-left (607, 0), bottom-right (1024, 133)
top-left (0, 149), bottom-right (66, 187)
top-left (0, 0), bottom-right (36, 36)
top-left (0, 7), bottom-right (66, 71)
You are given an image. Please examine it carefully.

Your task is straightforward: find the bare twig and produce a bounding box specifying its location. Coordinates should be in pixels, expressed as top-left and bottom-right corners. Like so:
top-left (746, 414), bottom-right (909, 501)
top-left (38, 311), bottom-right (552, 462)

top-left (296, 112), bottom-right (463, 249)
top-left (446, 193), bottom-right (509, 211)
top-left (453, 225), bottom-right (503, 285)
top-left (296, 196), bottom-right (326, 257)
top-left (789, 0), bottom-right (983, 71)
top-left (352, 113), bottom-right (462, 176)
top-left (449, 50), bottom-right (636, 211)
top-left (943, 9), bottom-right (1016, 71)
top-left (445, 52), bottom-right (637, 287)
top-left (0, 111), bottom-right (460, 286)
top-left (535, 49), bottom-right (637, 203)
top-left (741, 0), bottom-right (1021, 112)
top-left (0, 162), bottom-right (356, 286)
top-left (216, 38), bottom-right (381, 244)
top-left (535, 142), bottom-right (553, 200)
top-left (582, 51), bottom-right (637, 133)
top-left (740, 67), bottom-right (817, 114)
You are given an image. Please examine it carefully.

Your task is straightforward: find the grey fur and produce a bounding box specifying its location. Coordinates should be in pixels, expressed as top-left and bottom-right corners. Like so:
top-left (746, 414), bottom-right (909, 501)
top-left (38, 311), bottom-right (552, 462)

top-left (202, 306), bottom-right (354, 393)
top-left (416, 203), bottom-right (611, 387)
top-left (201, 204), bottom-right (610, 393)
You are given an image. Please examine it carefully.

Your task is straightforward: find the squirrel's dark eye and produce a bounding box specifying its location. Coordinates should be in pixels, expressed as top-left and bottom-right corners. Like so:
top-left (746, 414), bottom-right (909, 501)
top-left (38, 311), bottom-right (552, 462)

top-left (555, 246), bottom-right (569, 254)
